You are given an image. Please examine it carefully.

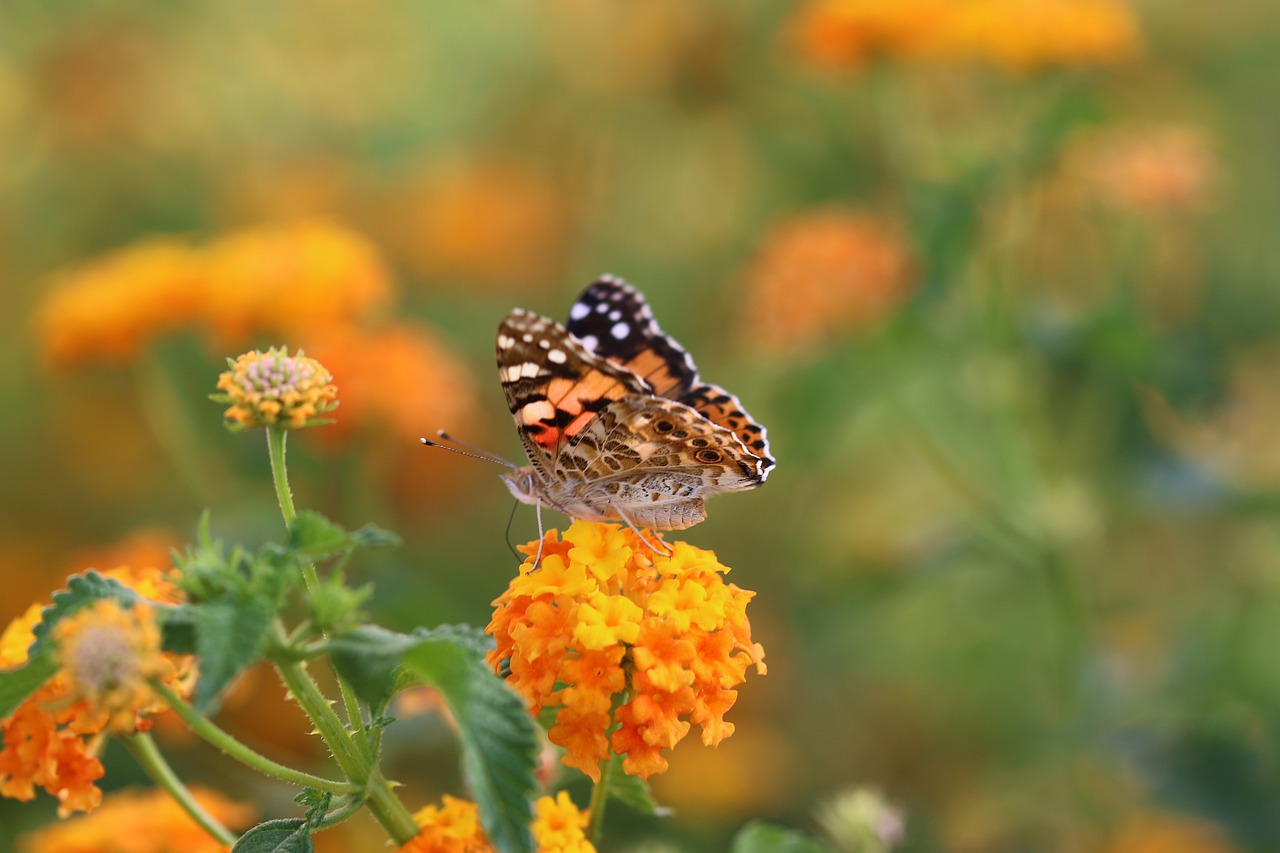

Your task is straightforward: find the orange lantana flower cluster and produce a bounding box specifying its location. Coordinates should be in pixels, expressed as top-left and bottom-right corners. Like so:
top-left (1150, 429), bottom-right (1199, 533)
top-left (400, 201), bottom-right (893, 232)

top-left (17, 785), bottom-right (253, 853)
top-left (396, 791), bottom-right (594, 853)
top-left (34, 220), bottom-right (392, 370)
top-left (0, 567), bottom-right (192, 816)
top-left (791, 0), bottom-right (1140, 72)
top-left (487, 522), bottom-right (765, 782)
top-left (742, 208), bottom-right (914, 353)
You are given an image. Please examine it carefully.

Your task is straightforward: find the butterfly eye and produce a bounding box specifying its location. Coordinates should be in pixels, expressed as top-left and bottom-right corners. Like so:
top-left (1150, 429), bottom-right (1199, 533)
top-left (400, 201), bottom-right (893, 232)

top-left (696, 449), bottom-right (722, 463)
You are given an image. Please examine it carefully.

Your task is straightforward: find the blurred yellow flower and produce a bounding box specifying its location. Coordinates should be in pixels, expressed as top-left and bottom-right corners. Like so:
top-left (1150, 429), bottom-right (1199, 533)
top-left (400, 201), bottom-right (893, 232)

top-left (17, 785), bottom-right (252, 853)
top-left (741, 208), bottom-right (914, 352)
top-left (203, 219), bottom-right (393, 345)
top-left (487, 522), bottom-right (765, 782)
top-left (34, 239), bottom-right (205, 370)
top-left (0, 567), bottom-right (192, 816)
top-left (53, 600), bottom-right (170, 734)
top-left (214, 347), bottom-right (338, 431)
top-left (791, 0), bottom-right (1140, 71)
top-left (396, 792), bottom-right (595, 853)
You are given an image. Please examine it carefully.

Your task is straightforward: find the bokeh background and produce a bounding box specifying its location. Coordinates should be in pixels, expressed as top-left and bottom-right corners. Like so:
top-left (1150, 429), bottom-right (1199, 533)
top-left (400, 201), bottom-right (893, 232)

top-left (3, 1), bottom-right (1280, 850)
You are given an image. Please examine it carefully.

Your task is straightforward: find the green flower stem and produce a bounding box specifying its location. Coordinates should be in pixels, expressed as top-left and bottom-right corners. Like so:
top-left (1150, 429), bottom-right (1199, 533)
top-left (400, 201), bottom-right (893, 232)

top-left (586, 755), bottom-right (613, 846)
top-left (266, 426), bottom-right (299, 530)
top-left (273, 646), bottom-right (420, 843)
top-left (122, 731), bottom-right (238, 846)
top-left (150, 680), bottom-right (360, 795)
top-left (264, 427), bottom-right (371, 751)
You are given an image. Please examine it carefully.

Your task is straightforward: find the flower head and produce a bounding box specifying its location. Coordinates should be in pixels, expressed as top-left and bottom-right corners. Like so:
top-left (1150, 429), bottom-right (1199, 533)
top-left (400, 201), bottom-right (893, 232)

top-left (53, 600), bottom-right (170, 734)
top-left (17, 785), bottom-right (253, 853)
top-left (487, 521), bottom-right (765, 782)
top-left (396, 792), bottom-right (594, 853)
top-left (214, 347), bottom-right (338, 431)
top-left (0, 567), bottom-right (194, 816)
top-left (742, 208), bottom-right (914, 353)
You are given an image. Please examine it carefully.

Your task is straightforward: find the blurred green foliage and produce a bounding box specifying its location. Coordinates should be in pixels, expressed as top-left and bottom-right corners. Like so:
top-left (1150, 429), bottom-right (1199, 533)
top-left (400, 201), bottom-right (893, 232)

top-left (3, 1), bottom-right (1280, 850)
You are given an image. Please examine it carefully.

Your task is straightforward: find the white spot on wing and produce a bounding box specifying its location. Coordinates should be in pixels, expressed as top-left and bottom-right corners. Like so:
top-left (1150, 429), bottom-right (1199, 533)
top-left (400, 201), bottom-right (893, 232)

top-left (497, 335), bottom-right (514, 349)
top-left (610, 322), bottom-right (629, 339)
top-left (580, 335), bottom-right (599, 352)
top-left (608, 310), bottom-right (621, 321)
top-left (518, 400), bottom-right (555, 422)
top-left (595, 303), bottom-right (609, 314)
top-left (522, 334), bottom-right (534, 343)
top-left (547, 349), bottom-right (567, 364)
top-left (539, 339), bottom-right (550, 349)
top-left (569, 303), bottom-right (590, 321)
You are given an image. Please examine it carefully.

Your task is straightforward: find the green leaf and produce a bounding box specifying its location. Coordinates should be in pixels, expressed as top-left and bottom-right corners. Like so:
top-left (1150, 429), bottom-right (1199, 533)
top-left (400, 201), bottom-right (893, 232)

top-left (158, 604), bottom-right (198, 655)
top-left (0, 653), bottom-right (58, 718)
top-left (403, 634), bottom-right (538, 853)
top-left (348, 523), bottom-right (401, 549)
top-left (288, 513), bottom-right (400, 562)
top-left (193, 597), bottom-right (275, 713)
top-left (306, 570), bottom-right (371, 634)
top-left (731, 821), bottom-right (834, 853)
top-left (606, 753), bottom-right (673, 817)
top-left (30, 572), bottom-right (141, 654)
top-left (229, 818), bottom-right (312, 853)
top-left (329, 625), bottom-right (421, 714)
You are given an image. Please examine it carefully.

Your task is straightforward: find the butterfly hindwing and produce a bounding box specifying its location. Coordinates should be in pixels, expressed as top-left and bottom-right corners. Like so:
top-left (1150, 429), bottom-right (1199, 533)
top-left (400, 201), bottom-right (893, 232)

top-left (566, 275), bottom-right (774, 479)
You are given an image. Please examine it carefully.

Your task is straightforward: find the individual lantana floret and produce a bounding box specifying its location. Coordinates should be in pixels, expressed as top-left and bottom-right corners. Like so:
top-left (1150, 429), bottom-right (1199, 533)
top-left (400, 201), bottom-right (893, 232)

top-left (487, 521), bottom-right (766, 782)
top-left (213, 347), bottom-right (338, 431)
top-left (0, 567), bottom-right (194, 816)
top-left (396, 792), bottom-right (595, 853)
top-left (17, 785), bottom-right (253, 853)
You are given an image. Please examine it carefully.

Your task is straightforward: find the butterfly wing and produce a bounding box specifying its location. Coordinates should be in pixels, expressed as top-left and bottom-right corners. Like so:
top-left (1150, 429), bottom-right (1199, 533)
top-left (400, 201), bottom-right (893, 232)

top-left (567, 275), bottom-right (775, 478)
top-left (497, 308), bottom-right (650, 481)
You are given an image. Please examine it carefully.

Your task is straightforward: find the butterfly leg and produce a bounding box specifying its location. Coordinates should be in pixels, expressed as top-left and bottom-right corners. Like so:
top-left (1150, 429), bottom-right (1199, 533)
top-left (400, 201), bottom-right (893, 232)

top-left (612, 505), bottom-right (673, 557)
top-left (530, 499), bottom-right (546, 570)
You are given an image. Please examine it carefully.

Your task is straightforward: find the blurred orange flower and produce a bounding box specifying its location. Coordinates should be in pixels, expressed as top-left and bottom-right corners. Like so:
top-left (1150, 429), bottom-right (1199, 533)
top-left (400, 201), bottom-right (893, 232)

top-left (34, 239), bottom-right (206, 370)
top-left (1103, 813), bottom-right (1241, 853)
top-left (17, 785), bottom-right (252, 853)
top-left (302, 321), bottom-right (479, 447)
top-left (396, 791), bottom-right (594, 853)
top-left (741, 208), bottom-right (914, 352)
top-left (1067, 123), bottom-right (1217, 216)
top-left (487, 522), bottom-right (765, 782)
top-left (0, 567), bottom-right (191, 816)
top-left (202, 219), bottom-right (393, 345)
top-left (381, 160), bottom-right (571, 289)
top-left (791, 0), bottom-right (1140, 71)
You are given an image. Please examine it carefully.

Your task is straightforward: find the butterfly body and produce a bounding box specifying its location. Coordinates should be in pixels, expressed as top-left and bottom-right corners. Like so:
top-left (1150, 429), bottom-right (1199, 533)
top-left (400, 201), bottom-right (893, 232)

top-left (498, 276), bottom-right (773, 532)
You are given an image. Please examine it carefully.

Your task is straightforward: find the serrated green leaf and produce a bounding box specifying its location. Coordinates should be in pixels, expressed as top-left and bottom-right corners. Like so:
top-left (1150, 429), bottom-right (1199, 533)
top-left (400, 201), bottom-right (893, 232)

top-left (30, 572), bottom-right (141, 654)
top-left (329, 625), bottom-right (421, 714)
top-left (193, 597), bottom-right (275, 713)
top-left (288, 511), bottom-right (353, 560)
top-left (404, 635), bottom-right (538, 853)
top-left (731, 821), bottom-right (834, 853)
top-left (0, 653), bottom-right (58, 718)
top-left (606, 753), bottom-right (673, 817)
top-left (229, 818), bottom-right (312, 853)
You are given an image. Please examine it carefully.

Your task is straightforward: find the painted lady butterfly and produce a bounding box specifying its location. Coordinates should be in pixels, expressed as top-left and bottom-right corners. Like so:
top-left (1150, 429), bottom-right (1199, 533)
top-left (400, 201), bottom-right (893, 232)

top-left (495, 275), bottom-right (774, 534)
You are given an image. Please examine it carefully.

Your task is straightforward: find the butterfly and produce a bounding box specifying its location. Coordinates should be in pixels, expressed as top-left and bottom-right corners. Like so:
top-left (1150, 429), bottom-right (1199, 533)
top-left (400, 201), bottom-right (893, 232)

top-left (495, 275), bottom-right (773, 539)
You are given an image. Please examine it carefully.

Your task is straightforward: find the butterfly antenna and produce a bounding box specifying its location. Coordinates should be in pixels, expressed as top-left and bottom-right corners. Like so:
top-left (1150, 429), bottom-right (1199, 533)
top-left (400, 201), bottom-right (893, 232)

top-left (420, 434), bottom-right (514, 468)
top-left (435, 429), bottom-right (518, 468)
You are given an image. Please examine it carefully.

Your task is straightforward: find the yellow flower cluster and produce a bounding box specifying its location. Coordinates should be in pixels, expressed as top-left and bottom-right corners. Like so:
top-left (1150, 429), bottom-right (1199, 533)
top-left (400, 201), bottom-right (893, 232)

top-left (34, 220), bottom-right (392, 370)
top-left (17, 785), bottom-right (253, 853)
top-left (0, 567), bottom-right (193, 816)
top-left (396, 791), bottom-right (594, 853)
top-left (487, 522), bottom-right (765, 782)
top-left (214, 347), bottom-right (338, 431)
top-left (791, 0), bottom-right (1141, 72)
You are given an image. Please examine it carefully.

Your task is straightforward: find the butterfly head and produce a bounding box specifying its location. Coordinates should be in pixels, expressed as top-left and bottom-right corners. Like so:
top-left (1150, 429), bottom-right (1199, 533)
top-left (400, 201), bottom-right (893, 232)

top-left (500, 465), bottom-right (545, 508)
